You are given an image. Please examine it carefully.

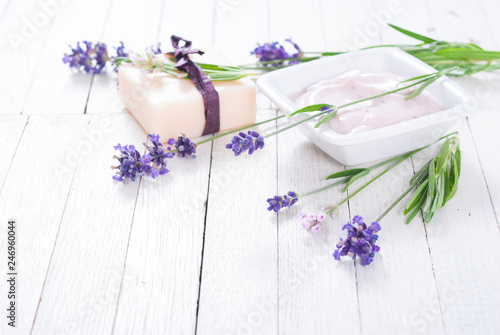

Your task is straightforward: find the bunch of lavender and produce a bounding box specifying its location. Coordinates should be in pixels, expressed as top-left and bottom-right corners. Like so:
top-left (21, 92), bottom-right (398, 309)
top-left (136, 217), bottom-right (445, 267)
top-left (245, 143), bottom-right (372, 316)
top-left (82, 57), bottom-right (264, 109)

top-left (268, 133), bottom-right (460, 266)
top-left (63, 41), bottom-right (162, 73)
top-left (248, 24), bottom-right (500, 76)
top-left (251, 38), bottom-right (303, 67)
top-left (62, 41), bottom-right (110, 74)
top-left (333, 216), bottom-right (381, 266)
top-left (111, 133), bottom-right (196, 182)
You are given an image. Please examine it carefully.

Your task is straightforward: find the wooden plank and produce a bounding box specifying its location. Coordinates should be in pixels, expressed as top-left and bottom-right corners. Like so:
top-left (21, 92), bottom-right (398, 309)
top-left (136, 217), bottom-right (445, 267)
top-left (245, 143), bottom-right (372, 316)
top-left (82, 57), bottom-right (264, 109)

top-left (276, 126), bottom-right (360, 335)
top-left (112, 135), bottom-right (212, 335)
top-left (267, 0), bottom-right (361, 334)
top-left (86, 0), bottom-right (165, 115)
top-left (480, 0), bottom-right (500, 47)
top-left (22, 0), bottom-right (113, 115)
top-left (0, 0), bottom-right (11, 19)
top-left (0, 115), bottom-right (27, 191)
top-left (30, 113), bottom-right (146, 334)
top-left (159, 0), bottom-right (215, 46)
top-left (426, 0), bottom-right (497, 49)
top-left (411, 123), bottom-right (500, 334)
top-left (196, 111), bottom-right (278, 335)
top-left (421, 4), bottom-right (500, 332)
top-left (0, 115), bottom-right (89, 334)
top-left (112, 1), bottom-right (215, 333)
top-left (0, 0), bottom-right (55, 114)
top-left (196, 2), bottom-right (277, 334)
top-left (338, 3), bottom-right (446, 334)
top-left (349, 160), bottom-right (447, 335)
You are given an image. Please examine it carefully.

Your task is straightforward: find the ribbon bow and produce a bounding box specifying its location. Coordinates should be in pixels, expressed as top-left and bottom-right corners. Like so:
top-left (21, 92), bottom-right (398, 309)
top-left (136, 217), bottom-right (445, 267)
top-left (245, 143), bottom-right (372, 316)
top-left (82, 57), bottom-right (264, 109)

top-left (171, 35), bottom-right (220, 136)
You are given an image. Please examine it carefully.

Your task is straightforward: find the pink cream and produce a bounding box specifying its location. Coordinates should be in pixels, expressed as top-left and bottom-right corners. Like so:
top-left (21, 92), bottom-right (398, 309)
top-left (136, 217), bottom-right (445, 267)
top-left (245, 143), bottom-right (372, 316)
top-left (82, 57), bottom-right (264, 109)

top-left (291, 69), bottom-right (443, 135)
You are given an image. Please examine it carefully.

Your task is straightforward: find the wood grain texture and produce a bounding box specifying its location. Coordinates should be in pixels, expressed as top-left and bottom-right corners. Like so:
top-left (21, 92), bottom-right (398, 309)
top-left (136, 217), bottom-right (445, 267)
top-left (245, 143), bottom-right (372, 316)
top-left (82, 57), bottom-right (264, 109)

top-left (0, 116), bottom-right (27, 191)
top-left (0, 115), bottom-right (90, 335)
top-left (22, 0), bottom-right (113, 115)
top-left (86, 0), bottom-right (165, 115)
top-left (30, 113), bottom-right (145, 334)
top-left (196, 109), bottom-right (279, 335)
top-left (0, 0), bottom-right (55, 114)
top-left (1, 1), bottom-right (500, 334)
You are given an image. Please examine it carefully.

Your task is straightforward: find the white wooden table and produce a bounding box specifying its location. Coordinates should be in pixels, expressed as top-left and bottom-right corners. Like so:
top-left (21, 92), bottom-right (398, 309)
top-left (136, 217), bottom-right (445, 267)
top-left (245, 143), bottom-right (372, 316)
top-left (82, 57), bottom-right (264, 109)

top-left (1, 0), bottom-right (500, 334)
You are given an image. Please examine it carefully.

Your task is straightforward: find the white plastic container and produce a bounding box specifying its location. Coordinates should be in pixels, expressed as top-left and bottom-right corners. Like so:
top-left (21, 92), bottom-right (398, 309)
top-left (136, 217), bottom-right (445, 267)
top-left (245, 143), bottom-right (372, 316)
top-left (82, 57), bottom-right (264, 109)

top-left (257, 47), bottom-right (472, 166)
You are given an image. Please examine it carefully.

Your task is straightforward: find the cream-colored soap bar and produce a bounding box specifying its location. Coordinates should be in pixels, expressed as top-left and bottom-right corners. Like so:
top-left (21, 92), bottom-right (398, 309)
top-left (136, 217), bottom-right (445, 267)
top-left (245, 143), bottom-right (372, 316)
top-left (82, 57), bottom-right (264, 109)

top-left (118, 50), bottom-right (256, 141)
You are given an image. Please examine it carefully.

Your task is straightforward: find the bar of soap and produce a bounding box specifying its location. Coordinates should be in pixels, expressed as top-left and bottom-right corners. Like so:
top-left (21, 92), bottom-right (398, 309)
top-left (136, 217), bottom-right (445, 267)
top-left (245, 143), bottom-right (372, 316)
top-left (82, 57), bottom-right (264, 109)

top-left (118, 49), bottom-right (256, 140)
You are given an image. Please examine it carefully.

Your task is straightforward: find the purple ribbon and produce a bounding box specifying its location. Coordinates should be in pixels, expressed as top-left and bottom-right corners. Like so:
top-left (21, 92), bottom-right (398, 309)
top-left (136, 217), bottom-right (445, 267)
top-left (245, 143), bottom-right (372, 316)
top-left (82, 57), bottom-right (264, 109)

top-left (171, 35), bottom-right (220, 136)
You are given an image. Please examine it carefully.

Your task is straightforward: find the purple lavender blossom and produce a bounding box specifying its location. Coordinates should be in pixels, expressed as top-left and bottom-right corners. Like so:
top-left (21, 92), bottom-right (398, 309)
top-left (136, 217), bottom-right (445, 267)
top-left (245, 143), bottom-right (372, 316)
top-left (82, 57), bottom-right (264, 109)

top-left (111, 144), bottom-right (151, 182)
top-left (251, 38), bottom-right (302, 66)
top-left (112, 41), bottom-right (128, 72)
top-left (333, 215), bottom-right (381, 266)
top-left (147, 43), bottom-right (162, 55)
top-left (115, 41), bottom-right (128, 58)
top-left (112, 134), bottom-right (176, 182)
top-left (320, 106), bottom-right (337, 114)
top-left (168, 133), bottom-right (196, 159)
top-left (144, 134), bottom-right (174, 177)
top-left (63, 41), bottom-right (109, 74)
top-left (267, 191), bottom-right (299, 212)
top-left (225, 131), bottom-right (265, 156)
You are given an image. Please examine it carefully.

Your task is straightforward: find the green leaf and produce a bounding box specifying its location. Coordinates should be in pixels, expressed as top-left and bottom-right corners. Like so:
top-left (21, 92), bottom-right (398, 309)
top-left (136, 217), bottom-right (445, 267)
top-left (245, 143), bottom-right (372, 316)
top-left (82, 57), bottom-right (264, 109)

top-left (289, 104), bottom-right (332, 116)
top-left (431, 171), bottom-right (446, 212)
top-left (435, 139), bottom-right (451, 173)
top-left (314, 111), bottom-right (338, 128)
top-left (388, 24), bottom-right (437, 43)
top-left (406, 193), bottom-right (427, 224)
top-left (397, 72), bottom-right (434, 86)
top-left (325, 168), bottom-right (368, 180)
top-left (404, 180), bottom-right (429, 215)
top-left (410, 160), bottom-right (431, 185)
top-left (341, 169), bottom-right (371, 192)
top-left (455, 148), bottom-right (461, 178)
top-left (442, 165), bottom-right (450, 207)
top-left (447, 154), bottom-right (460, 201)
top-left (436, 49), bottom-right (500, 61)
top-left (406, 77), bottom-right (438, 100)
top-left (428, 159), bottom-right (436, 198)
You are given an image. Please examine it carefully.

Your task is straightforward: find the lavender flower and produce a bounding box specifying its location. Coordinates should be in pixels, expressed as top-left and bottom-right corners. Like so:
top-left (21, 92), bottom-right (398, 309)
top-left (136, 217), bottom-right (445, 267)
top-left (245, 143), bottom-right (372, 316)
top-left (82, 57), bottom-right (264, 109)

top-left (115, 41), bottom-right (128, 58)
top-left (320, 106), bottom-right (337, 114)
top-left (144, 134), bottom-right (174, 177)
top-left (267, 191), bottom-right (299, 212)
top-left (112, 41), bottom-right (128, 72)
top-left (168, 133), bottom-right (196, 159)
top-left (146, 43), bottom-right (162, 55)
top-left (298, 210), bottom-right (326, 233)
top-left (225, 131), bottom-right (265, 156)
top-left (251, 38), bottom-right (302, 66)
top-left (111, 144), bottom-right (152, 182)
top-left (63, 41), bottom-right (109, 74)
top-left (333, 215), bottom-right (381, 266)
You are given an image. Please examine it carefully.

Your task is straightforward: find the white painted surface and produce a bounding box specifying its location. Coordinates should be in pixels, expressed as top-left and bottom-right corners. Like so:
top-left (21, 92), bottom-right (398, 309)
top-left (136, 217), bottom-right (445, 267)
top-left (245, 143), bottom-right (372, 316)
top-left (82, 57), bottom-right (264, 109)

top-left (0, 0), bottom-right (499, 334)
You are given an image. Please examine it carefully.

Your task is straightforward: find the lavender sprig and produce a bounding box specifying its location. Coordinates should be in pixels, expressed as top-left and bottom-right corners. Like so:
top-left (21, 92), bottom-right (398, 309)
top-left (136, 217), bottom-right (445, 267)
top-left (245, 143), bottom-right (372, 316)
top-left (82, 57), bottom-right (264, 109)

top-left (251, 38), bottom-right (302, 67)
top-left (267, 191), bottom-right (299, 212)
top-left (63, 41), bottom-right (110, 74)
top-left (248, 24), bottom-right (500, 76)
top-left (333, 216), bottom-right (381, 266)
top-left (111, 144), bottom-right (153, 182)
top-left (168, 133), bottom-right (197, 159)
top-left (225, 131), bottom-right (265, 156)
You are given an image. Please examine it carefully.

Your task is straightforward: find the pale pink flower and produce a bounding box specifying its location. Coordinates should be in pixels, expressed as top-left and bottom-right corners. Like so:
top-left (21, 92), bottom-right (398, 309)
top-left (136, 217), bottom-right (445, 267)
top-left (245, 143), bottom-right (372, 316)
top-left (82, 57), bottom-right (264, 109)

top-left (310, 224), bottom-right (321, 233)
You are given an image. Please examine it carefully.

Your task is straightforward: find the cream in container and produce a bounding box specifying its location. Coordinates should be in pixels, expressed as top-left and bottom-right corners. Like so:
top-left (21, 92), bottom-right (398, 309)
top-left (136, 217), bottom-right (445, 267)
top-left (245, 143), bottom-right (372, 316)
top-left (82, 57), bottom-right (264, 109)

top-left (291, 69), bottom-right (443, 135)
